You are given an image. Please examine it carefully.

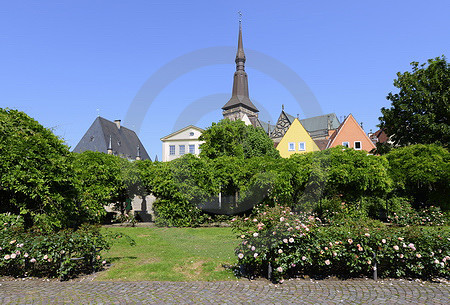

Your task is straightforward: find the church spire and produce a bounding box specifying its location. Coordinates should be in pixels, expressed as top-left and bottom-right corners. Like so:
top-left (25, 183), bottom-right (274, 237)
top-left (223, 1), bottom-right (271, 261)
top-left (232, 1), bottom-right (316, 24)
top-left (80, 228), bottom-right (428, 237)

top-left (235, 14), bottom-right (246, 71)
top-left (222, 13), bottom-right (259, 115)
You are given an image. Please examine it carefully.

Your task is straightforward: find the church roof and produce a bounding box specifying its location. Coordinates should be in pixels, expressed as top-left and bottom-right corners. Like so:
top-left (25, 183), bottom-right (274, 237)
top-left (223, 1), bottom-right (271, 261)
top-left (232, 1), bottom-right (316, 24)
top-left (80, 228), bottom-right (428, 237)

top-left (73, 117), bottom-right (150, 160)
top-left (300, 113), bottom-right (340, 133)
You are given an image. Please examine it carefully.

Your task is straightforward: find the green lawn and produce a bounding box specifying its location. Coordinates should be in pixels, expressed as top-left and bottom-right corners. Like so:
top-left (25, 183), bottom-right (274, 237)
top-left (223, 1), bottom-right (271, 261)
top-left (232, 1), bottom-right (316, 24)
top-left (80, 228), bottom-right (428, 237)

top-left (96, 227), bottom-right (238, 281)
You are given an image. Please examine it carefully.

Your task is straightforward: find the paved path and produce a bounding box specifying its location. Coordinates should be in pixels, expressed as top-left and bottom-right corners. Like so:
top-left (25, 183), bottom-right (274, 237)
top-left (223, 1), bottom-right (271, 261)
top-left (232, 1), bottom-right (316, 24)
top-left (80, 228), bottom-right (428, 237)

top-left (0, 278), bottom-right (448, 304)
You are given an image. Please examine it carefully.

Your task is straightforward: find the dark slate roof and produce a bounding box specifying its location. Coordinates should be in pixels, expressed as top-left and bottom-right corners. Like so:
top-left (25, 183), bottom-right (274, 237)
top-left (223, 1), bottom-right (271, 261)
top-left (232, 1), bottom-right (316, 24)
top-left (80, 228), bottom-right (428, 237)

top-left (73, 117), bottom-right (151, 160)
top-left (284, 112), bottom-right (296, 124)
top-left (258, 119), bottom-right (276, 134)
top-left (300, 113), bottom-right (340, 132)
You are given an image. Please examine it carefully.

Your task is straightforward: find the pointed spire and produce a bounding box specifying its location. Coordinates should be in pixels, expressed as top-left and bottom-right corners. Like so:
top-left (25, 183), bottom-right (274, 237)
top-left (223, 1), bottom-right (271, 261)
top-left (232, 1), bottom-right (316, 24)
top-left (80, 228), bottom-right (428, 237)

top-left (235, 13), bottom-right (246, 71)
top-left (154, 155), bottom-right (159, 162)
top-left (107, 135), bottom-right (113, 155)
top-left (222, 14), bottom-right (259, 114)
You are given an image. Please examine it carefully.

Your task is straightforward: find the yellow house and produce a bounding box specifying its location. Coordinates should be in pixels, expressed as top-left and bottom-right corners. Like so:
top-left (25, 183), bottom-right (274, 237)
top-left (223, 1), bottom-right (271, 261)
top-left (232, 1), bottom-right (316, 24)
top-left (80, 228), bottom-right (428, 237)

top-left (276, 118), bottom-right (320, 158)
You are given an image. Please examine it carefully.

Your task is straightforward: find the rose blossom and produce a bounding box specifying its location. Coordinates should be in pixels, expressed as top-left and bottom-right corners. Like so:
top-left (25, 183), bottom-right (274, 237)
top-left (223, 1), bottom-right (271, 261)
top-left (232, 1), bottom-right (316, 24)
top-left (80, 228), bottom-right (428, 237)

top-left (280, 217), bottom-right (285, 222)
top-left (416, 253), bottom-right (421, 258)
top-left (289, 238), bottom-right (294, 243)
top-left (283, 239), bottom-right (288, 243)
top-left (254, 253), bottom-right (258, 258)
top-left (277, 267), bottom-right (283, 272)
top-left (43, 255), bottom-right (48, 260)
top-left (11, 253), bottom-right (16, 259)
top-left (238, 253), bottom-right (244, 259)
top-left (348, 239), bottom-right (353, 244)
top-left (4, 255), bottom-right (10, 260)
top-left (24, 253), bottom-right (29, 258)
top-left (251, 246), bottom-right (256, 251)
top-left (278, 249), bottom-right (283, 254)
top-left (302, 256), bottom-right (307, 261)
top-left (393, 245), bottom-right (399, 251)
top-left (381, 239), bottom-right (386, 244)
top-left (253, 232), bottom-right (259, 237)
top-left (325, 260), bottom-right (331, 265)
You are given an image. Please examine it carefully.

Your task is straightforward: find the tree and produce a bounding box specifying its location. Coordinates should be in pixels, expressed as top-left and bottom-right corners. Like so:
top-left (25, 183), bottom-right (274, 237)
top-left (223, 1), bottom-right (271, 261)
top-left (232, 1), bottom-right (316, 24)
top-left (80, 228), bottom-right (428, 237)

top-left (386, 144), bottom-right (449, 210)
top-left (379, 56), bottom-right (450, 147)
top-left (0, 108), bottom-right (77, 229)
top-left (199, 119), bottom-right (280, 159)
top-left (72, 151), bottom-right (142, 222)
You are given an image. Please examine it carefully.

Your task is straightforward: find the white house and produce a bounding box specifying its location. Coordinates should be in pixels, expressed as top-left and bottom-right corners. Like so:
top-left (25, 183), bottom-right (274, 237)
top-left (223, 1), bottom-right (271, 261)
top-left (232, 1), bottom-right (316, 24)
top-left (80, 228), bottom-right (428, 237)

top-left (160, 125), bottom-right (204, 162)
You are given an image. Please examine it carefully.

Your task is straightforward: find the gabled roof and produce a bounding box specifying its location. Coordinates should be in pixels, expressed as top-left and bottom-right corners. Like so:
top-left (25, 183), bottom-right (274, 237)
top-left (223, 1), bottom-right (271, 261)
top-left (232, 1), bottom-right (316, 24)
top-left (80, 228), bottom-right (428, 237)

top-left (73, 117), bottom-right (150, 160)
top-left (160, 125), bottom-right (204, 141)
top-left (326, 114), bottom-right (375, 151)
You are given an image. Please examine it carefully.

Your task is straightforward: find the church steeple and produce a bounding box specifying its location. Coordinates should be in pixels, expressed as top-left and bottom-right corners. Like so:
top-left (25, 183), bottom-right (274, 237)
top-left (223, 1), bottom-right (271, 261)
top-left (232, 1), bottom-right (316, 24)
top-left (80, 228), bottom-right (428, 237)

top-left (235, 19), bottom-right (246, 71)
top-left (222, 14), bottom-right (259, 119)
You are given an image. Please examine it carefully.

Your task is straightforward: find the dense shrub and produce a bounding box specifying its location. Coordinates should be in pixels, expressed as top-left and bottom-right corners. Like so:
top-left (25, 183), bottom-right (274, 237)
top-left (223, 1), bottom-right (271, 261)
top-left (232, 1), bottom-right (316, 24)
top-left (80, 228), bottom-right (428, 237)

top-left (232, 205), bottom-right (450, 282)
top-left (386, 144), bottom-right (450, 210)
top-left (0, 223), bottom-right (113, 280)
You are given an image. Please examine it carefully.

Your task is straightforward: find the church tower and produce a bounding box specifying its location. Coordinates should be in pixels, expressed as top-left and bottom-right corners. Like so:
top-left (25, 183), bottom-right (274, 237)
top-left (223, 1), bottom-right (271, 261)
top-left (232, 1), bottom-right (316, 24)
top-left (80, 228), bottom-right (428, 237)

top-left (222, 18), bottom-right (259, 122)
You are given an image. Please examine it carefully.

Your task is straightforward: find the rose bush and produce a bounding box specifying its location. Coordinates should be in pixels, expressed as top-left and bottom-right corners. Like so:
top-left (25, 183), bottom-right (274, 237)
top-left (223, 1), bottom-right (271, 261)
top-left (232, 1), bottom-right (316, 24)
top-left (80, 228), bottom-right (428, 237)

top-left (0, 223), bottom-right (117, 280)
top-left (232, 205), bottom-right (450, 282)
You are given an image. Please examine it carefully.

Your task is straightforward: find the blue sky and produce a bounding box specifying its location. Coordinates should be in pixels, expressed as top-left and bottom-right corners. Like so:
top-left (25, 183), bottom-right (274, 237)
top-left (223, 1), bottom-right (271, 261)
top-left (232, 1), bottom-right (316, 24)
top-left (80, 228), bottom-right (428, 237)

top-left (1, 1), bottom-right (448, 159)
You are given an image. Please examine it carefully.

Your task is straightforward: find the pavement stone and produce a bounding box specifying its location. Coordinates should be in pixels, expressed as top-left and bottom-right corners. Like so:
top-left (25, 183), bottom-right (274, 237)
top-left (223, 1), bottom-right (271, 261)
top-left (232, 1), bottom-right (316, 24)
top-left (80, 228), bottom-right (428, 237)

top-left (0, 278), bottom-right (448, 304)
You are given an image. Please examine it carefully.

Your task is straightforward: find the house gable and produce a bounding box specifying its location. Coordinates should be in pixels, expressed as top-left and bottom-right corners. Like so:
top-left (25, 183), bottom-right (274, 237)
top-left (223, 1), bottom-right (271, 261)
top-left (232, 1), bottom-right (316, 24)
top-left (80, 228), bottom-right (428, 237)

top-left (326, 114), bottom-right (375, 152)
top-left (277, 118), bottom-right (319, 158)
top-left (160, 125), bottom-right (204, 142)
top-left (270, 111), bottom-right (295, 141)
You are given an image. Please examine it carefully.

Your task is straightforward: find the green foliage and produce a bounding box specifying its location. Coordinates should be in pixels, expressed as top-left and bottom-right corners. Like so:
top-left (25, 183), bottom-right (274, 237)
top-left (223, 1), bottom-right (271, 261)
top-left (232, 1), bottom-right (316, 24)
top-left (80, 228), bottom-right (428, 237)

top-left (233, 205), bottom-right (450, 281)
top-left (199, 119), bottom-right (279, 159)
top-left (386, 144), bottom-right (449, 210)
top-left (72, 151), bottom-right (142, 222)
top-left (0, 224), bottom-right (114, 280)
top-left (0, 108), bottom-right (78, 229)
top-left (379, 56), bottom-right (450, 147)
top-left (138, 154), bottom-right (214, 226)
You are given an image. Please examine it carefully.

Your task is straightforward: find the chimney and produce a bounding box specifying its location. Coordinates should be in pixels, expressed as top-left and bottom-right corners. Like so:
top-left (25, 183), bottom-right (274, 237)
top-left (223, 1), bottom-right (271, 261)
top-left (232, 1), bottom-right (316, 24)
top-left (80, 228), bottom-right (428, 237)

top-left (114, 120), bottom-right (121, 129)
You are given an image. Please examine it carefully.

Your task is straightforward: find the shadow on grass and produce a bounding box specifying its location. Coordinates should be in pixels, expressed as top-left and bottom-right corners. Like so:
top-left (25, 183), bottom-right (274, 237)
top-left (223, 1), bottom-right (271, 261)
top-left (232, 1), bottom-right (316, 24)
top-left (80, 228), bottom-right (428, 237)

top-left (107, 256), bottom-right (138, 263)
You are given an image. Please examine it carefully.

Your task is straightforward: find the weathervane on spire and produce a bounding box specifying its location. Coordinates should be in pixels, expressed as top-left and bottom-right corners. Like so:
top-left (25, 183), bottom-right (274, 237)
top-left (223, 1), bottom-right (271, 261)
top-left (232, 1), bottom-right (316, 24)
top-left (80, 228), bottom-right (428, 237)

top-left (238, 11), bottom-right (242, 23)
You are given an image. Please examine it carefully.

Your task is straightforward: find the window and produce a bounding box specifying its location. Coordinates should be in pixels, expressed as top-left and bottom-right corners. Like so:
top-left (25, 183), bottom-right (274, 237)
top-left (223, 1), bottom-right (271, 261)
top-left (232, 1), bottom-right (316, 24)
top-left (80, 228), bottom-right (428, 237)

top-left (342, 142), bottom-right (349, 148)
top-left (288, 142), bottom-right (295, 151)
top-left (189, 144), bottom-right (195, 154)
top-left (354, 141), bottom-right (362, 150)
top-left (169, 145), bottom-right (175, 155)
top-left (298, 142), bottom-right (306, 151)
top-left (189, 132), bottom-right (194, 136)
top-left (179, 145), bottom-right (185, 155)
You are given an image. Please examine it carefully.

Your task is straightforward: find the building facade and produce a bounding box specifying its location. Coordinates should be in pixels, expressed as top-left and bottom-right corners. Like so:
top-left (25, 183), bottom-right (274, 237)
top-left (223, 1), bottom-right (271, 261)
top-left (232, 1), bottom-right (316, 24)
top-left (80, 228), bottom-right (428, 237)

top-left (160, 125), bottom-right (204, 162)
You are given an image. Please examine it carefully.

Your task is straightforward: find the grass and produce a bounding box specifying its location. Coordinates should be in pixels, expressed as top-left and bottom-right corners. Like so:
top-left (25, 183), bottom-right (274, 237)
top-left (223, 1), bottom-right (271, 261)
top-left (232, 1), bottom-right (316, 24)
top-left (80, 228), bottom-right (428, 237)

top-left (96, 226), bottom-right (238, 281)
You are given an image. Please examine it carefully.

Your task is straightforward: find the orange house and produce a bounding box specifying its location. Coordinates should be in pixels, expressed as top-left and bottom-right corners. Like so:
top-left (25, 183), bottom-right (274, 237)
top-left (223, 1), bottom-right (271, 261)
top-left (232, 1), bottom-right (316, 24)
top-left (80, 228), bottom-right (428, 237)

top-left (326, 114), bottom-right (375, 152)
